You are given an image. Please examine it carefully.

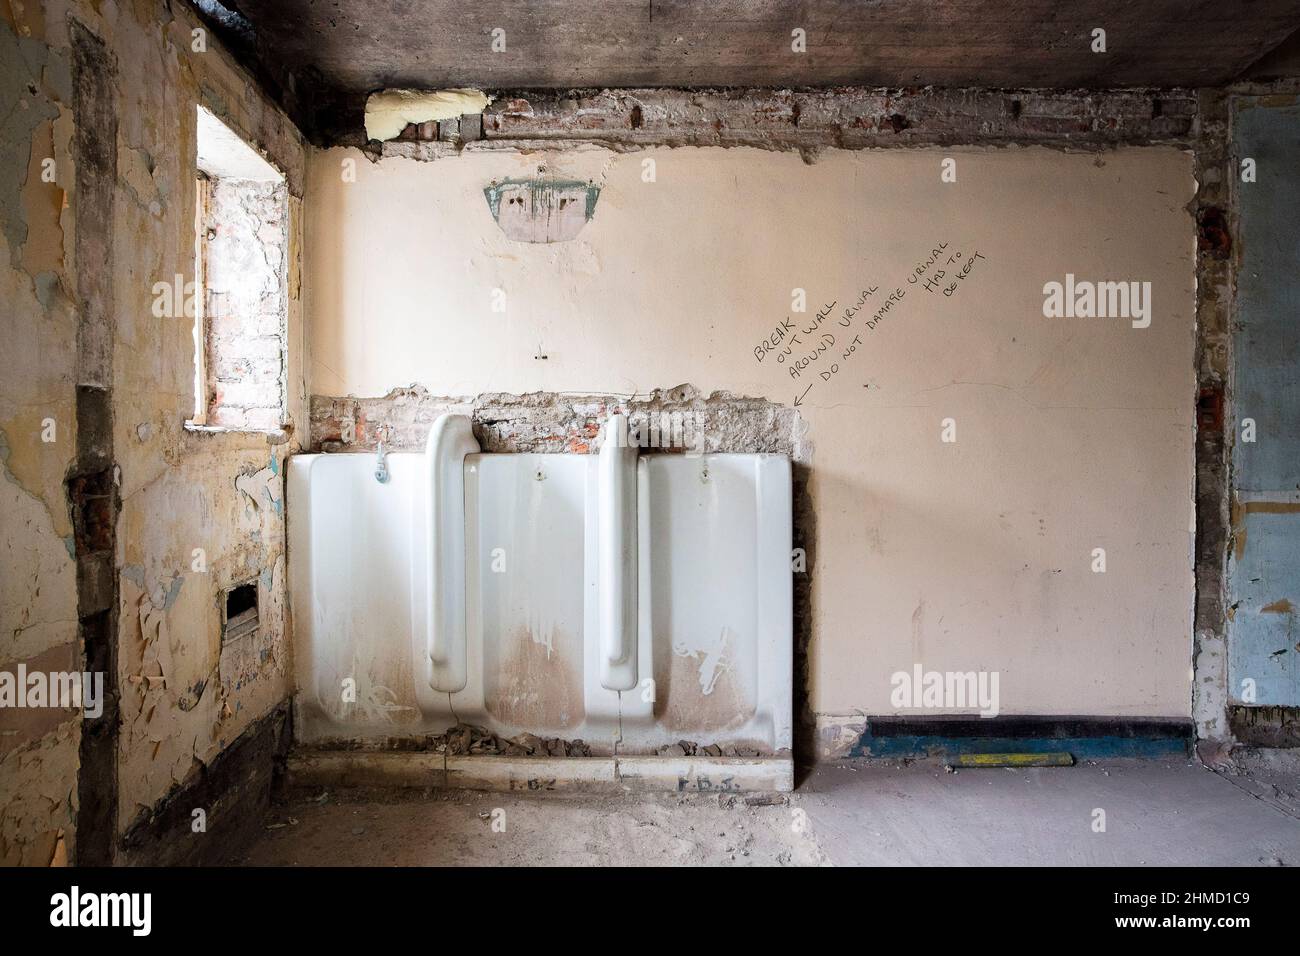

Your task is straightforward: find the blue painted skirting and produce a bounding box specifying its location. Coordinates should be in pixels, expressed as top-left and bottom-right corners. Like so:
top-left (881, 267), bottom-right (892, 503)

top-left (849, 716), bottom-right (1193, 759)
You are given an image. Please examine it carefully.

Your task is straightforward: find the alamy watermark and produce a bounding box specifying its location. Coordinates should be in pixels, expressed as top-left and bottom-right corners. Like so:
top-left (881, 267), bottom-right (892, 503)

top-left (599, 410), bottom-right (705, 456)
top-left (890, 665), bottom-right (1000, 718)
top-left (1042, 273), bottom-right (1151, 328)
top-left (0, 666), bottom-right (104, 718)
top-left (50, 886), bottom-right (150, 936)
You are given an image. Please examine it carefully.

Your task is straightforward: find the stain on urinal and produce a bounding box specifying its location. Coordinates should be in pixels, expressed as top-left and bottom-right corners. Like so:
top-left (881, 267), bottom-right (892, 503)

top-left (488, 625), bottom-right (584, 730)
top-left (656, 626), bottom-right (754, 732)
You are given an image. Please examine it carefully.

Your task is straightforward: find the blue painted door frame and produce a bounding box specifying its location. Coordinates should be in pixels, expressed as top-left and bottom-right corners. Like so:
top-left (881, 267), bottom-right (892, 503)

top-left (1228, 97), bottom-right (1300, 706)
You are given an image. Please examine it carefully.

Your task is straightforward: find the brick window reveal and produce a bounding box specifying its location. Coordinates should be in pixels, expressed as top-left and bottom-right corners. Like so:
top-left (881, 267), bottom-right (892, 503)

top-left (191, 106), bottom-right (288, 431)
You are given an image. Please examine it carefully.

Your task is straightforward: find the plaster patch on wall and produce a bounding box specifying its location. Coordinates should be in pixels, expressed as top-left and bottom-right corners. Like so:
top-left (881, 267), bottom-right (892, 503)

top-left (1193, 627), bottom-right (1230, 739)
top-left (365, 88), bottom-right (492, 142)
top-left (815, 712), bottom-right (869, 759)
top-left (117, 441), bottom-right (292, 832)
top-left (20, 121), bottom-right (68, 277)
top-left (120, 542), bottom-right (287, 826)
top-left (118, 142), bottom-right (163, 217)
top-left (484, 178), bottom-right (601, 242)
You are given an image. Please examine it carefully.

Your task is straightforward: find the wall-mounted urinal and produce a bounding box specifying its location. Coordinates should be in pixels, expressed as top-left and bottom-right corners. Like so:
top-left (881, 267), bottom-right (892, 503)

top-left (287, 413), bottom-right (792, 790)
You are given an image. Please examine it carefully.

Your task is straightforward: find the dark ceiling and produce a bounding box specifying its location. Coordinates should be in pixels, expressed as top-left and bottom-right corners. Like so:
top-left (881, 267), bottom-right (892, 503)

top-left (192, 0), bottom-right (1300, 144)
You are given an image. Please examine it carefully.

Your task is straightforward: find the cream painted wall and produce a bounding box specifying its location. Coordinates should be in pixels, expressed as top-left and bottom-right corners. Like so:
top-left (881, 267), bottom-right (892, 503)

top-left (305, 145), bottom-right (1196, 720)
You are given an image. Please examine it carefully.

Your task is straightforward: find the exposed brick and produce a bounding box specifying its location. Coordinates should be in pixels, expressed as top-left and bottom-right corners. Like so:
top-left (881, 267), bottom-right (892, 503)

top-left (1197, 206), bottom-right (1232, 258)
top-left (383, 87), bottom-right (1198, 162)
top-left (309, 385), bottom-right (809, 459)
top-left (200, 177), bottom-right (288, 428)
top-left (242, 407), bottom-right (284, 431)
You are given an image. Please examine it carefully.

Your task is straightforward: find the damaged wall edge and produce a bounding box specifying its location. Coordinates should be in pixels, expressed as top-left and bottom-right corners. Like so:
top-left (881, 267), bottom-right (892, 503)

top-left (1190, 88), bottom-right (1235, 755)
top-left (308, 384), bottom-right (810, 456)
top-left (68, 19), bottom-right (120, 866)
top-left (1192, 77), bottom-right (1300, 759)
top-left (1228, 705), bottom-right (1300, 747)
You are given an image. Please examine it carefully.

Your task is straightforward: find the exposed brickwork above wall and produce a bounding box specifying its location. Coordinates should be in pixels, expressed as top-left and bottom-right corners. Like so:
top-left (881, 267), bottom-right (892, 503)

top-left (310, 384), bottom-right (808, 459)
top-left (379, 87), bottom-right (1198, 160)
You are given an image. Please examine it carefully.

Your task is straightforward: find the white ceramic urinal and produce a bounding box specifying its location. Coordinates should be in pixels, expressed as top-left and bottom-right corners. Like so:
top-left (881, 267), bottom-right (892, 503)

top-left (425, 414), bottom-right (479, 692)
top-left (598, 414), bottom-right (638, 691)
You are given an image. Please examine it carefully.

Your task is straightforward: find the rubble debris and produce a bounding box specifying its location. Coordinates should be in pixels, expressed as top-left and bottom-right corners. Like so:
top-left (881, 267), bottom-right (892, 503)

top-left (658, 741), bottom-right (768, 758)
top-left (428, 724), bottom-right (592, 757)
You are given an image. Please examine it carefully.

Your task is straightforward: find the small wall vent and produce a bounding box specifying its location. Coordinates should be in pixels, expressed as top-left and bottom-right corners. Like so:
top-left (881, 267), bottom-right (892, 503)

top-left (223, 581), bottom-right (259, 643)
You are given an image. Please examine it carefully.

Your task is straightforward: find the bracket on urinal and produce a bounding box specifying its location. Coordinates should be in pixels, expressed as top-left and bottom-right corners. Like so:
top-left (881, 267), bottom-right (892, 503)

top-left (426, 414), bottom-right (479, 693)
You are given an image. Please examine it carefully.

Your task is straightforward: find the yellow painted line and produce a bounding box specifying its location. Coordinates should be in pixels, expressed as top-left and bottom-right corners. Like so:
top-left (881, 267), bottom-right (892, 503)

top-left (952, 752), bottom-right (1074, 768)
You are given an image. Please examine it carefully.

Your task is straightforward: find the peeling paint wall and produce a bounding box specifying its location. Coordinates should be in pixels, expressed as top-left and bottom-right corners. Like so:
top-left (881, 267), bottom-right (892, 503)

top-left (1188, 80), bottom-right (1300, 751)
top-left (304, 144), bottom-right (1198, 748)
top-left (0, 0), bottom-right (306, 862)
top-left (1, 0), bottom-right (83, 867)
top-left (1227, 95), bottom-right (1300, 710)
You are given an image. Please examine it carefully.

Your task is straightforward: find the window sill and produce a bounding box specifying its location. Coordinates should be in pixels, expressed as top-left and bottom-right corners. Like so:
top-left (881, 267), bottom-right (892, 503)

top-left (184, 420), bottom-right (291, 442)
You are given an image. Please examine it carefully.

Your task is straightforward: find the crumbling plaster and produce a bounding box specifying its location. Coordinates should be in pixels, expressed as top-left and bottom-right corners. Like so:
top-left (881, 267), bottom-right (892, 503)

top-left (1, 0), bottom-right (82, 867)
top-left (377, 88), bottom-right (1198, 160)
top-left (1, 0), bottom-right (306, 863)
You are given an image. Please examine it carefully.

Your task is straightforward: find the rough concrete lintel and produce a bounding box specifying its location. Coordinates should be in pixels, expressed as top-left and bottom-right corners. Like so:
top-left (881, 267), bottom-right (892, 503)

top-left (376, 87), bottom-right (1198, 161)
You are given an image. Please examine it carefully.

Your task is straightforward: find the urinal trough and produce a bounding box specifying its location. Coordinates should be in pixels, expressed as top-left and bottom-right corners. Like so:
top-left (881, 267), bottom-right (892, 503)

top-left (287, 414), bottom-right (793, 791)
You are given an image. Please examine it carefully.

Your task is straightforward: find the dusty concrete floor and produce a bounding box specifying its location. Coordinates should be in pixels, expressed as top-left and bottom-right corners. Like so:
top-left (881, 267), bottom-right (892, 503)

top-left (233, 757), bottom-right (1300, 866)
